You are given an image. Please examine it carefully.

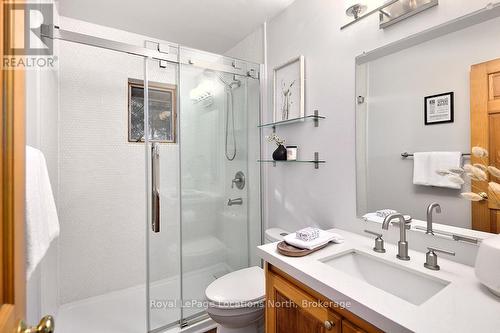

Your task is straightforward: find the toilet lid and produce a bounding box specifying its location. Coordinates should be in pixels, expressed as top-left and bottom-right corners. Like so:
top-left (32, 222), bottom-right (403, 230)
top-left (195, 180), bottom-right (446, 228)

top-left (205, 266), bottom-right (265, 308)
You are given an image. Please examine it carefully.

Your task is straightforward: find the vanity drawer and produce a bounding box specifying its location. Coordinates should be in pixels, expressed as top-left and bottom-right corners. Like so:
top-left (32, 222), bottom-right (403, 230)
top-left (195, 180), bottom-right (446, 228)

top-left (269, 271), bottom-right (341, 332)
top-left (265, 263), bottom-right (383, 333)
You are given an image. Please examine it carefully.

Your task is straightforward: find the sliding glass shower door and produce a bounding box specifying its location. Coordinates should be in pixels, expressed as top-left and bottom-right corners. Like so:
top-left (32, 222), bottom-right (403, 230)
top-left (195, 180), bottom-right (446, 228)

top-left (144, 55), bottom-right (182, 332)
top-left (146, 48), bottom-right (261, 331)
top-left (179, 48), bottom-right (253, 322)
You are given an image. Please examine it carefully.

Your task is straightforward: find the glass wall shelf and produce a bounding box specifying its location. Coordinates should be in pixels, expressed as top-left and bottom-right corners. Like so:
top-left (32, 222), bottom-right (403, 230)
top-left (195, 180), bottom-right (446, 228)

top-left (258, 111), bottom-right (325, 128)
top-left (258, 152), bottom-right (325, 169)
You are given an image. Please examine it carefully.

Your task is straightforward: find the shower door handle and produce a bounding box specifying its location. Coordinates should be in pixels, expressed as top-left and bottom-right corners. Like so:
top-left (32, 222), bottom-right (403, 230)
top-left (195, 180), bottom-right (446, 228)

top-left (152, 143), bottom-right (160, 233)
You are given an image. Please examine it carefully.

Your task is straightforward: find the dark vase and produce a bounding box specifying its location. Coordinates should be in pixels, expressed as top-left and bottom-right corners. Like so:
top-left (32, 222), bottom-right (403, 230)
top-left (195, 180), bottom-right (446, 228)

top-left (272, 144), bottom-right (288, 161)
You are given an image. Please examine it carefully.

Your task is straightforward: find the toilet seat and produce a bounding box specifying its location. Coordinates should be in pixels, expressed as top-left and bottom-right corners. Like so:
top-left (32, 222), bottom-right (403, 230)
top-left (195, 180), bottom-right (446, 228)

top-left (205, 266), bottom-right (265, 309)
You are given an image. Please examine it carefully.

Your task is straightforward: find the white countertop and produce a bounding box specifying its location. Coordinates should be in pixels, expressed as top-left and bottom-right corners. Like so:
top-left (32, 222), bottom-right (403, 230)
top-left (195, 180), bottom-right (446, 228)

top-left (257, 228), bottom-right (500, 333)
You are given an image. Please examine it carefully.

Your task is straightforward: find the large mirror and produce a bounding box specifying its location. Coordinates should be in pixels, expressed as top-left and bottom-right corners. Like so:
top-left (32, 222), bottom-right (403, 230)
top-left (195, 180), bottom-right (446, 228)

top-left (356, 8), bottom-right (500, 236)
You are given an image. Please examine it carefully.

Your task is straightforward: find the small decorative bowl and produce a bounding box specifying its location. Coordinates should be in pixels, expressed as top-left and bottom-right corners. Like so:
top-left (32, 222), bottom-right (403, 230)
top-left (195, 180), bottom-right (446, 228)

top-left (475, 234), bottom-right (500, 297)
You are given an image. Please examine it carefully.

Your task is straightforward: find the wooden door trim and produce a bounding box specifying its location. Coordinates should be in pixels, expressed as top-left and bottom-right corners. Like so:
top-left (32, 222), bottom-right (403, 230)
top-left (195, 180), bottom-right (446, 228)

top-left (471, 62), bottom-right (493, 232)
top-left (471, 58), bottom-right (500, 232)
top-left (1, 0), bottom-right (27, 331)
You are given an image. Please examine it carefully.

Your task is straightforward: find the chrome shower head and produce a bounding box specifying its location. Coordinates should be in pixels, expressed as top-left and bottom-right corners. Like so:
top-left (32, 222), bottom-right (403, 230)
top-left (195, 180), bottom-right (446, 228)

top-left (217, 73), bottom-right (241, 90)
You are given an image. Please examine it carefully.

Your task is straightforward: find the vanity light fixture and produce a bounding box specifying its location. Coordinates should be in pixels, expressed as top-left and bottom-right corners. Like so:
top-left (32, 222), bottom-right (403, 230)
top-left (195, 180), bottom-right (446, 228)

top-left (346, 3), bottom-right (367, 20)
top-left (341, 0), bottom-right (439, 30)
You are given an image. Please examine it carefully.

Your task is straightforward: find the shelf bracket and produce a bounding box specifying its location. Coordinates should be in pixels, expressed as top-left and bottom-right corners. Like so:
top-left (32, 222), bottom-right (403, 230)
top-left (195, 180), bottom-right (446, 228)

top-left (314, 110), bottom-right (319, 127)
top-left (314, 152), bottom-right (320, 169)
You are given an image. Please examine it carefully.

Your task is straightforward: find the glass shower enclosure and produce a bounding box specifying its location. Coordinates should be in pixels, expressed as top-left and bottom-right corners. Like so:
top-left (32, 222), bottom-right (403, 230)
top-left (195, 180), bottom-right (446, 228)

top-left (38, 25), bottom-right (262, 333)
top-left (144, 47), bottom-right (262, 331)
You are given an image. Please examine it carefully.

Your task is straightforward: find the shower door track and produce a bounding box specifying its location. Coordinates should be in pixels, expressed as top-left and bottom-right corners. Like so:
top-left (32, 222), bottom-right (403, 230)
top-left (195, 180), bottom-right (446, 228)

top-left (40, 24), bottom-right (260, 78)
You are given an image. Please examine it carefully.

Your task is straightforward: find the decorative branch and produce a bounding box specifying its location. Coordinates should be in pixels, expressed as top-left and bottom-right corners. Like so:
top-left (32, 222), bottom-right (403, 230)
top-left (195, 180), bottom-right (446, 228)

top-left (440, 146), bottom-right (500, 205)
top-left (266, 133), bottom-right (285, 146)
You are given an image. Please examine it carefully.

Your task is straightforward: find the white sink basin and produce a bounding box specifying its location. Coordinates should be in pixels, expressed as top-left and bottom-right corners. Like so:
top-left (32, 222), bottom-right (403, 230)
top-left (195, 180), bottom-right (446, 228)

top-left (321, 250), bottom-right (450, 305)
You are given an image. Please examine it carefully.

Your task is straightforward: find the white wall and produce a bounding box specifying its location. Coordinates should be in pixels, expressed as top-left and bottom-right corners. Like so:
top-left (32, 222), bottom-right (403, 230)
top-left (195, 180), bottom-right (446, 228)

top-left (247, 0), bottom-right (498, 265)
top-left (25, 0), bottom-right (60, 324)
top-left (225, 26), bottom-right (265, 64)
top-left (362, 16), bottom-right (500, 229)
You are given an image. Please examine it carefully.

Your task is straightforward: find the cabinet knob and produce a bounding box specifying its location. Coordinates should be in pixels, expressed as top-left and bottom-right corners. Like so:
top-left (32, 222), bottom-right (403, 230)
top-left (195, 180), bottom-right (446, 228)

top-left (324, 320), bottom-right (335, 330)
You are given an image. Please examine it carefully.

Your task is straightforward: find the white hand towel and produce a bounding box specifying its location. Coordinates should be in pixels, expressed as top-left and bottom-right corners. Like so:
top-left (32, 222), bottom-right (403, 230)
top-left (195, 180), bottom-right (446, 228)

top-left (363, 212), bottom-right (412, 224)
top-left (284, 230), bottom-right (344, 250)
top-left (376, 209), bottom-right (397, 218)
top-left (413, 152), bottom-right (462, 189)
top-left (296, 227), bottom-right (320, 242)
top-left (26, 146), bottom-right (60, 279)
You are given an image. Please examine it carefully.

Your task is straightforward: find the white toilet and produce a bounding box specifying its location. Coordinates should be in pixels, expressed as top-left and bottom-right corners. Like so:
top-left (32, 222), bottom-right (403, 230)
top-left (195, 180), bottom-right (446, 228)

top-left (205, 228), bottom-right (288, 332)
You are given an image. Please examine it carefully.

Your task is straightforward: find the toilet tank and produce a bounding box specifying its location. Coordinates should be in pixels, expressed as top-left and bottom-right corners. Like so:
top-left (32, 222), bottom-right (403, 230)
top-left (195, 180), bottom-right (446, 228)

top-left (264, 228), bottom-right (289, 243)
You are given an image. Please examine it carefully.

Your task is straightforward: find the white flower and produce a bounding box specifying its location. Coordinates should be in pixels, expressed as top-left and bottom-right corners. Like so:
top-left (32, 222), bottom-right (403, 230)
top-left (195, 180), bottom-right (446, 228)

top-left (461, 192), bottom-right (485, 201)
top-left (465, 165), bottom-right (488, 181)
top-left (473, 163), bottom-right (488, 172)
top-left (436, 170), bottom-right (450, 176)
top-left (472, 146), bottom-right (489, 158)
top-left (463, 164), bottom-right (474, 173)
top-left (448, 167), bottom-right (464, 175)
top-left (448, 174), bottom-right (465, 185)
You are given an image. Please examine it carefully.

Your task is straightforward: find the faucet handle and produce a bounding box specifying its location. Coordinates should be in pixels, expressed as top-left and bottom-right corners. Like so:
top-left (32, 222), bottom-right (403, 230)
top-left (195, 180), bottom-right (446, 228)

top-left (364, 230), bottom-right (382, 238)
top-left (428, 247), bottom-right (455, 256)
top-left (364, 230), bottom-right (386, 253)
top-left (424, 247), bottom-right (455, 271)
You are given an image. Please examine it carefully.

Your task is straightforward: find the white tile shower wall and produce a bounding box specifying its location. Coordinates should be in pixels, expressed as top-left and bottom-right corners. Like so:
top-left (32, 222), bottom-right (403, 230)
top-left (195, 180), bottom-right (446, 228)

top-left (363, 16), bottom-right (500, 230)
top-left (231, 0), bottom-right (497, 266)
top-left (57, 17), bottom-right (181, 304)
top-left (224, 29), bottom-right (264, 267)
top-left (25, 0), bottom-right (60, 323)
top-left (221, 82), bottom-right (250, 271)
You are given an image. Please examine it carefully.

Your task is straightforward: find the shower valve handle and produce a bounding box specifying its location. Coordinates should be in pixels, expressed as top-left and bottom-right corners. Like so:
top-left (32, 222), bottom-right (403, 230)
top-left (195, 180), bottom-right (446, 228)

top-left (231, 171), bottom-right (245, 190)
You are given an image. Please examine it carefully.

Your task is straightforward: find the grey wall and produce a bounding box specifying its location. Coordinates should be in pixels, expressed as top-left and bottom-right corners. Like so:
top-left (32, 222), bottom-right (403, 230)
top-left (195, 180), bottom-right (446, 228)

top-left (231, 0), bottom-right (499, 265)
top-left (362, 16), bottom-right (500, 229)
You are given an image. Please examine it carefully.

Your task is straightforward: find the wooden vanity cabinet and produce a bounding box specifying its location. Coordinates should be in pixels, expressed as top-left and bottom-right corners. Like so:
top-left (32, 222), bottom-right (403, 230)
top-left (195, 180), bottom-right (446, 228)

top-left (265, 263), bottom-right (383, 333)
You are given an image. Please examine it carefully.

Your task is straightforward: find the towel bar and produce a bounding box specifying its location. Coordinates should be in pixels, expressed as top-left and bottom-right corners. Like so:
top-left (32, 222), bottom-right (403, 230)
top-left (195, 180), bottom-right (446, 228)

top-left (401, 152), bottom-right (471, 159)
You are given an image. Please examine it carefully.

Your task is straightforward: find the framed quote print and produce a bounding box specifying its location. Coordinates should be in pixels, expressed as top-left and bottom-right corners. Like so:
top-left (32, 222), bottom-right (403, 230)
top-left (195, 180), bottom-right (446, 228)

top-left (424, 92), bottom-right (454, 125)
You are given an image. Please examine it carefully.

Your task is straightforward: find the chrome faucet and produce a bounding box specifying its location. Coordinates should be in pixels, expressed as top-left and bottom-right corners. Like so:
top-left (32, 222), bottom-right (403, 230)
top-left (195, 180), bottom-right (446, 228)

top-left (426, 203), bottom-right (441, 235)
top-left (382, 213), bottom-right (410, 261)
top-left (227, 198), bottom-right (243, 206)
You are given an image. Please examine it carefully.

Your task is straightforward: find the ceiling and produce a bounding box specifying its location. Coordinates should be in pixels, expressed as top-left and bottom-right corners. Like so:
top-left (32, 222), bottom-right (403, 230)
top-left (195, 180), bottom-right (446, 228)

top-left (57, 0), bottom-right (296, 54)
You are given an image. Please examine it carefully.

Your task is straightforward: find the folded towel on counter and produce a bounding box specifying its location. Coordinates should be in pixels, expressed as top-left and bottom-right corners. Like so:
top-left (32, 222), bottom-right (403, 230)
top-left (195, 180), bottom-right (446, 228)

top-left (26, 146), bottom-right (60, 279)
top-left (363, 213), bottom-right (412, 224)
top-left (413, 152), bottom-right (462, 189)
top-left (295, 227), bottom-right (320, 242)
top-left (284, 230), bottom-right (344, 250)
top-left (376, 209), bottom-right (397, 218)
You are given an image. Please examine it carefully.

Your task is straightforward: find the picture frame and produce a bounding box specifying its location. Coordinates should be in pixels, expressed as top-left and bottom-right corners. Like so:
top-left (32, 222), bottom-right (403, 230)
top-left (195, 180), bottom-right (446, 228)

top-left (424, 92), bottom-right (454, 125)
top-left (273, 55), bottom-right (305, 122)
top-left (128, 78), bottom-right (177, 143)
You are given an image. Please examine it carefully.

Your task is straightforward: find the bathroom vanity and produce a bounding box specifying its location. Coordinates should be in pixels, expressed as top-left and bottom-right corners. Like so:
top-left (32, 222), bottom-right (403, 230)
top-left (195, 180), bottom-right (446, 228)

top-left (265, 263), bottom-right (382, 333)
top-left (258, 229), bottom-right (500, 333)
